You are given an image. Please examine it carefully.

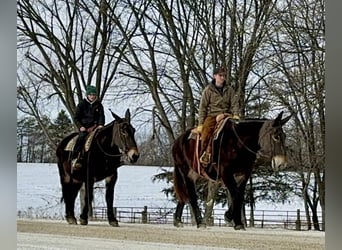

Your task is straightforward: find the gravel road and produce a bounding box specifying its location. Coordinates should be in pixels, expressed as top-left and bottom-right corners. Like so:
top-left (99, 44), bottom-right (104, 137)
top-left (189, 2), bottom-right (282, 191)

top-left (17, 219), bottom-right (324, 250)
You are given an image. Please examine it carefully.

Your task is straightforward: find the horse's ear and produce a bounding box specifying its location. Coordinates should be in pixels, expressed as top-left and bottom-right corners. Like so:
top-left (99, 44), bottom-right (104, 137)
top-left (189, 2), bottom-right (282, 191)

top-left (280, 114), bottom-right (292, 126)
top-left (109, 109), bottom-right (122, 122)
top-left (273, 111), bottom-right (292, 127)
top-left (273, 111), bottom-right (284, 126)
top-left (125, 109), bottom-right (131, 123)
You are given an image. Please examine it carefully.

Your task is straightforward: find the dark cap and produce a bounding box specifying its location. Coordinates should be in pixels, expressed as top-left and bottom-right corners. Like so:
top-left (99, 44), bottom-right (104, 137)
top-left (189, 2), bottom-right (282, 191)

top-left (86, 85), bottom-right (97, 95)
top-left (213, 67), bottom-right (226, 75)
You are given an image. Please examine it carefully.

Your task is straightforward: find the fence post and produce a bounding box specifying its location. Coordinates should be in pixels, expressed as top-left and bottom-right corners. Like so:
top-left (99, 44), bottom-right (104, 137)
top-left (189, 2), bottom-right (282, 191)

top-left (295, 209), bottom-right (301, 231)
top-left (142, 206), bottom-right (148, 224)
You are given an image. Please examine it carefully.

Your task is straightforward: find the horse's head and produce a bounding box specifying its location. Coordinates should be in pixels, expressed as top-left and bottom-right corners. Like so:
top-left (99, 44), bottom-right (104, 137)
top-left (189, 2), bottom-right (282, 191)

top-left (110, 109), bottom-right (140, 163)
top-left (257, 112), bottom-right (292, 171)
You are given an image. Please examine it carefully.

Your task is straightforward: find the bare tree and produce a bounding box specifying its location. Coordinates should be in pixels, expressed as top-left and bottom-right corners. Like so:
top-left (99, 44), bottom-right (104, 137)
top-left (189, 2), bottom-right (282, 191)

top-left (17, 0), bottom-right (135, 150)
top-left (262, 0), bottom-right (325, 230)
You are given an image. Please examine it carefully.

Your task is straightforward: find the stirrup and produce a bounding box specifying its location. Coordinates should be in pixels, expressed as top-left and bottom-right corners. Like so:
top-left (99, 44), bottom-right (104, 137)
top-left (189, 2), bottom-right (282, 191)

top-left (200, 152), bottom-right (211, 166)
top-left (71, 158), bottom-right (82, 170)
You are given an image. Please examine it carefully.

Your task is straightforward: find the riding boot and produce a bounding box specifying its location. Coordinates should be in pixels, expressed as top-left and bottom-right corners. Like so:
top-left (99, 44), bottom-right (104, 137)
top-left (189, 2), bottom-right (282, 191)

top-left (71, 131), bottom-right (87, 170)
top-left (71, 146), bottom-right (81, 170)
top-left (200, 138), bottom-right (213, 167)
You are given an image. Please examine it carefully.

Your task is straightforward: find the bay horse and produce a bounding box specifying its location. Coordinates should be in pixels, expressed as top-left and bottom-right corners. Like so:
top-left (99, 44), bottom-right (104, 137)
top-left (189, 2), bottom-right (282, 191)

top-left (172, 112), bottom-right (291, 230)
top-left (56, 109), bottom-right (139, 226)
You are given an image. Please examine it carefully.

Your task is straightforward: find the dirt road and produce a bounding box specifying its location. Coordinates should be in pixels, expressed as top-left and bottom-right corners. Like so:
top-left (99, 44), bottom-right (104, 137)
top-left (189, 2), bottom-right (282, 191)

top-left (17, 219), bottom-right (324, 250)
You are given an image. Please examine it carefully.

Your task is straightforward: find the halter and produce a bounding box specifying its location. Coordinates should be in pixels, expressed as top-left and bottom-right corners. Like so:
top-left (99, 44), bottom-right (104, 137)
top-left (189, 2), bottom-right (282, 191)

top-left (229, 120), bottom-right (278, 160)
top-left (94, 122), bottom-right (126, 158)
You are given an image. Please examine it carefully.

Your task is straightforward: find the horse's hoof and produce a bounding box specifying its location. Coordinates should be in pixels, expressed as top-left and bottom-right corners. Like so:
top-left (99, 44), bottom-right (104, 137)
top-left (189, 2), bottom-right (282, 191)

top-left (226, 221), bottom-right (235, 227)
top-left (173, 221), bottom-right (184, 228)
top-left (109, 220), bottom-right (119, 227)
top-left (197, 223), bottom-right (207, 229)
top-left (79, 218), bottom-right (88, 225)
top-left (234, 224), bottom-right (246, 230)
top-left (66, 216), bottom-right (77, 225)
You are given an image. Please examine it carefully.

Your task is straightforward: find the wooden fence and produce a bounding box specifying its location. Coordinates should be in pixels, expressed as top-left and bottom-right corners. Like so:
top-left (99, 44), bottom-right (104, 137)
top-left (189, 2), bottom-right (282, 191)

top-left (92, 205), bottom-right (323, 231)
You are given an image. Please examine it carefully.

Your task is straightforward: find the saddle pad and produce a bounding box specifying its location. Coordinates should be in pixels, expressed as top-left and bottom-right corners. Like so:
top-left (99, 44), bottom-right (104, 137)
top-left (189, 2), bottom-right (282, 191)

top-left (64, 135), bottom-right (78, 151)
top-left (64, 128), bottom-right (98, 152)
top-left (213, 117), bottom-right (231, 140)
top-left (188, 128), bottom-right (199, 140)
top-left (84, 129), bottom-right (97, 152)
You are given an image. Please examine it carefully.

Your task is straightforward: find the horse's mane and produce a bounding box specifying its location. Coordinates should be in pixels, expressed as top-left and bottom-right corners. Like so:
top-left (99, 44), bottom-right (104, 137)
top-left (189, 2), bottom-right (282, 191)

top-left (236, 118), bottom-right (268, 123)
top-left (103, 120), bottom-right (115, 129)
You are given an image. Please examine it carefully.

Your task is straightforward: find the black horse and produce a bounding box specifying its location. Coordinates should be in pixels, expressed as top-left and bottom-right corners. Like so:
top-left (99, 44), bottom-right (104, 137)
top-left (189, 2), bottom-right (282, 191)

top-left (172, 112), bottom-right (291, 230)
top-left (56, 109), bottom-right (139, 226)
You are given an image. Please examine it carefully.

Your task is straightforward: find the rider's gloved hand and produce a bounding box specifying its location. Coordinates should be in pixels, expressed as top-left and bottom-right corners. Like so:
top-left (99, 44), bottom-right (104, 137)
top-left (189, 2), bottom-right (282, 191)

top-left (232, 114), bottom-right (240, 120)
top-left (197, 125), bottom-right (203, 133)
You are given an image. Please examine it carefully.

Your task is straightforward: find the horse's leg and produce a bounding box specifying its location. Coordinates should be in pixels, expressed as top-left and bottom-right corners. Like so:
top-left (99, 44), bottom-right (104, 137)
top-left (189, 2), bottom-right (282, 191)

top-left (173, 202), bottom-right (185, 227)
top-left (61, 182), bottom-right (77, 224)
top-left (234, 182), bottom-right (247, 230)
top-left (224, 173), bottom-right (248, 230)
top-left (203, 180), bottom-right (219, 226)
top-left (62, 181), bottom-right (82, 225)
top-left (224, 188), bottom-right (234, 227)
top-left (79, 181), bottom-right (94, 225)
top-left (185, 178), bottom-right (205, 228)
top-left (105, 173), bottom-right (119, 227)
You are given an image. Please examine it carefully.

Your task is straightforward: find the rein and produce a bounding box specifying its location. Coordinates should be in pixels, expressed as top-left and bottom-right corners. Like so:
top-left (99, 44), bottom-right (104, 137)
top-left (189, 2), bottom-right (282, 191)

top-left (230, 120), bottom-right (273, 160)
top-left (96, 138), bottom-right (123, 157)
top-left (230, 121), bottom-right (260, 156)
top-left (95, 125), bottom-right (123, 158)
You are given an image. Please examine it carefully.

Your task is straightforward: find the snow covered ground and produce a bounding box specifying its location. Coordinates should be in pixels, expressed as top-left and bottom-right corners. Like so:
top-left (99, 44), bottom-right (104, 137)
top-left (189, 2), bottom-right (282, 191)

top-left (17, 163), bottom-right (312, 220)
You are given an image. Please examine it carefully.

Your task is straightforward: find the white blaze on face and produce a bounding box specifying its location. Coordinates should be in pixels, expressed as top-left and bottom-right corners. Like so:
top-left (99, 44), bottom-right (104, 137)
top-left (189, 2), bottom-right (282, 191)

top-left (271, 155), bottom-right (288, 171)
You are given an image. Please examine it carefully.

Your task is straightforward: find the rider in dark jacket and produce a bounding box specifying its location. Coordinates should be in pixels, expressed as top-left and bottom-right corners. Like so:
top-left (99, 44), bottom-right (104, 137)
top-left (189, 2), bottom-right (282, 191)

top-left (71, 85), bottom-right (105, 169)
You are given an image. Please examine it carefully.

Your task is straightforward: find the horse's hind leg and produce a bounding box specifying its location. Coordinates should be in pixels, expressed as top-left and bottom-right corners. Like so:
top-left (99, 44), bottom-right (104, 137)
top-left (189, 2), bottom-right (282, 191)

top-left (186, 178), bottom-right (206, 228)
top-left (174, 202), bottom-right (185, 227)
top-left (62, 182), bottom-right (82, 224)
top-left (105, 174), bottom-right (119, 227)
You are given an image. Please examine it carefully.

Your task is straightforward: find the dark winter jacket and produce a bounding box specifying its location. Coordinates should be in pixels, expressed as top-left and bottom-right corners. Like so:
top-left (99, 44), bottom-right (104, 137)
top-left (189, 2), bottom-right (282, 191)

top-left (74, 98), bottom-right (105, 129)
top-left (198, 81), bottom-right (239, 125)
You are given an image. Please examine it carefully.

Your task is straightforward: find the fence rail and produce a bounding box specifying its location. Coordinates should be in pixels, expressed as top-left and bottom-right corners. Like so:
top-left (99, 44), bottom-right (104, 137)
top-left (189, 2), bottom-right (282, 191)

top-left (91, 205), bottom-right (323, 231)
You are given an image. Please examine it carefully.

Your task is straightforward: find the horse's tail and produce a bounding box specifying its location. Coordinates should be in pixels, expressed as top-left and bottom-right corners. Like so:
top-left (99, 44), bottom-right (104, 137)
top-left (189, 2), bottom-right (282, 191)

top-left (173, 164), bottom-right (189, 203)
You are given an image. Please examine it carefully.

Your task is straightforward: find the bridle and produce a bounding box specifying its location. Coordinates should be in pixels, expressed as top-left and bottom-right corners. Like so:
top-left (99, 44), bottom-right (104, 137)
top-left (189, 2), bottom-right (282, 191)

top-left (229, 120), bottom-right (280, 160)
top-left (230, 120), bottom-right (260, 156)
top-left (96, 139), bottom-right (123, 158)
top-left (95, 121), bottom-right (129, 158)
